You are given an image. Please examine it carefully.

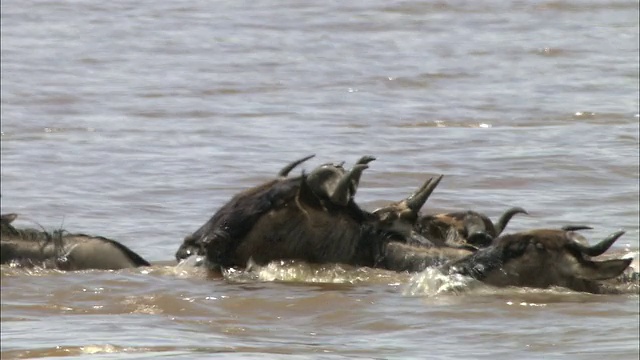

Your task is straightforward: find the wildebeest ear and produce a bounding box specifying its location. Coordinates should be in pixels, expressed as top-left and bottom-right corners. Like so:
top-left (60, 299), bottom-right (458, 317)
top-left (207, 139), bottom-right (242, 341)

top-left (1, 213), bottom-right (18, 223)
top-left (573, 258), bottom-right (633, 281)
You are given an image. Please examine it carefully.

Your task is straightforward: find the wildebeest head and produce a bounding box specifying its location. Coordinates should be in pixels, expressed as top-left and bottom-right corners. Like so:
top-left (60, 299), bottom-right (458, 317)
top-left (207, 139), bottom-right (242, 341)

top-left (175, 155), bottom-right (315, 262)
top-left (443, 228), bottom-right (633, 293)
top-left (1, 213), bottom-right (52, 244)
top-left (305, 155), bottom-right (376, 207)
top-left (188, 156), bottom-right (379, 270)
top-left (1, 213), bottom-right (50, 265)
top-left (371, 175), bottom-right (443, 241)
top-left (415, 207), bottom-right (528, 249)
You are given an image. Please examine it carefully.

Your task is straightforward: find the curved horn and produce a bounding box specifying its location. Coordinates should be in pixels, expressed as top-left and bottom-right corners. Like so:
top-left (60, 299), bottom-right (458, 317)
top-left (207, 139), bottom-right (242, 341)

top-left (356, 155), bottom-right (376, 166)
top-left (493, 207), bottom-right (528, 235)
top-left (573, 230), bottom-right (625, 257)
top-left (562, 225), bottom-right (593, 232)
top-left (349, 156), bottom-right (376, 197)
top-left (330, 164), bottom-right (368, 207)
top-left (406, 175), bottom-right (443, 213)
top-left (278, 154), bottom-right (315, 177)
top-left (1, 213), bottom-right (18, 224)
top-left (573, 258), bottom-right (633, 281)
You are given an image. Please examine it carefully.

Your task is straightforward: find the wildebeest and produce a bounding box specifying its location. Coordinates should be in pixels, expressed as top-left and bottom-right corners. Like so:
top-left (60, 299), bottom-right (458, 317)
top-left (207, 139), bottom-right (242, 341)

top-left (371, 175), bottom-right (443, 245)
top-left (380, 241), bottom-right (474, 272)
top-left (175, 154), bottom-right (316, 262)
top-left (179, 155), bottom-right (443, 272)
top-left (414, 207), bottom-right (528, 249)
top-left (1, 213), bottom-right (150, 270)
top-left (440, 228), bottom-right (633, 294)
top-left (305, 155), bottom-right (376, 207)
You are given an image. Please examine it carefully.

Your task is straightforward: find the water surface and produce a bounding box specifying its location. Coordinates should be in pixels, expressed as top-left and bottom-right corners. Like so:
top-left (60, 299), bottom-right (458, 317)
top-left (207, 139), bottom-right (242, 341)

top-left (1, 0), bottom-right (639, 358)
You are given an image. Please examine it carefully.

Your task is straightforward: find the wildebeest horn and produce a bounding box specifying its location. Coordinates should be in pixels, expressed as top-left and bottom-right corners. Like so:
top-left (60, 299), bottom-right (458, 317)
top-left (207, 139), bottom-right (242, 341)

top-left (278, 154), bottom-right (315, 177)
top-left (330, 164), bottom-right (369, 206)
top-left (1, 213), bottom-right (18, 224)
top-left (572, 230), bottom-right (625, 257)
top-left (573, 258), bottom-right (633, 281)
top-left (405, 175), bottom-right (443, 213)
top-left (356, 155), bottom-right (376, 165)
top-left (350, 156), bottom-right (376, 195)
top-left (562, 225), bottom-right (593, 232)
top-left (494, 207), bottom-right (528, 235)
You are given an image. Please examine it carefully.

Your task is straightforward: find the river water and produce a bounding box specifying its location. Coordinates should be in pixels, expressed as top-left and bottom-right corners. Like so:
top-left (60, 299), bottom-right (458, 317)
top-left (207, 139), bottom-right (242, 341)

top-left (1, 0), bottom-right (639, 358)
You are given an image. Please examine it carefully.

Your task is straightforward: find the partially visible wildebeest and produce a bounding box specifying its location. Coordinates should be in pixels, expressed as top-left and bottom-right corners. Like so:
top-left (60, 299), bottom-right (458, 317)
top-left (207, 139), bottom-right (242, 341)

top-left (1, 213), bottom-right (150, 270)
top-left (381, 241), bottom-right (474, 272)
top-left (440, 228), bottom-right (633, 293)
top-left (180, 155), bottom-right (444, 272)
top-left (305, 155), bottom-right (376, 207)
top-left (414, 207), bottom-right (528, 249)
top-left (371, 175), bottom-right (443, 245)
top-left (175, 154), bottom-right (316, 262)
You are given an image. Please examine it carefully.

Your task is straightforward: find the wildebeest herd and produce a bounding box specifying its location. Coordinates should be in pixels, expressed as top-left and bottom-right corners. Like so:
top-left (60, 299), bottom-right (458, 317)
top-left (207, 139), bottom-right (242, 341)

top-left (1, 155), bottom-right (637, 294)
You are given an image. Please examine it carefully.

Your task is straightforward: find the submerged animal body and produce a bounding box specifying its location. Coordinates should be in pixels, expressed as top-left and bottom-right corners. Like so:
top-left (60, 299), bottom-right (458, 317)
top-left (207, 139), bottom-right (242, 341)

top-left (1, 213), bottom-right (149, 270)
top-left (415, 207), bottom-right (528, 249)
top-left (175, 155), bottom-right (316, 262)
top-left (441, 228), bottom-right (633, 294)
top-left (181, 156), bottom-right (443, 272)
top-left (381, 241), bottom-right (473, 272)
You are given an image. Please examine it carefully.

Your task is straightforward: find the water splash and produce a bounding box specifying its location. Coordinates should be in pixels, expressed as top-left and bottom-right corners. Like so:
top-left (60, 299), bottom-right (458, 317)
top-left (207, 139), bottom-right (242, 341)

top-left (222, 259), bottom-right (406, 285)
top-left (620, 251), bottom-right (639, 283)
top-left (230, 260), bottom-right (365, 284)
top-left (402, 267), bottom-right (476, 296)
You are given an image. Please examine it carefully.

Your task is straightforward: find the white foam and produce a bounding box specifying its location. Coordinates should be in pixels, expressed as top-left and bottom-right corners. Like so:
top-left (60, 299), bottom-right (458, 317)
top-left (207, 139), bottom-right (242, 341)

top-left (403, 267), bottom-right (476, 296)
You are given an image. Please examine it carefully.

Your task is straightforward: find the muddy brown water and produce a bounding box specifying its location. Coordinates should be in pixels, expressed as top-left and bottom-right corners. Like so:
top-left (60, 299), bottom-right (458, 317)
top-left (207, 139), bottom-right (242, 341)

top-left (1, 0), bottom-right (639, 359)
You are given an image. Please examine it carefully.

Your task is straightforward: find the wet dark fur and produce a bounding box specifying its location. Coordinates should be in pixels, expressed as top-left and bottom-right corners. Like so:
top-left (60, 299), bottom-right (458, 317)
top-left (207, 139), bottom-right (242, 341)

top-left (185, 169), bottom-right (427, 271)
top-left (381, 242), bottom-right (473, 272)
top-left (416, 207), bottom-right (527, 248)
top-left (188, 176), bottom-right (305, 267)
top-left (183, 158), bottom-right (450, 272)
top-left (199, 176), bottom-right (399, 268)
top-left (1, 214), bottom-right (149, 270)
top-left (176, 156), bottom-right (316, 262)
top-left (441, 229), bottom-right (632, 294)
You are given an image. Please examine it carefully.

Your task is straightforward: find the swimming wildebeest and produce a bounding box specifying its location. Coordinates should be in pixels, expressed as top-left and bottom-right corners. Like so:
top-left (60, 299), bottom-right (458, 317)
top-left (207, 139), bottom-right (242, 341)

top-left (175, 154), bottom-right (316, 262)
top-left (438, 227), bottom-right (633, 294)
top-left (415, 207), bottom-right (528, 249)
top-left (1, 213), bottom-right (150, 270)
top-left (179, 155), bottom-right (443, 272)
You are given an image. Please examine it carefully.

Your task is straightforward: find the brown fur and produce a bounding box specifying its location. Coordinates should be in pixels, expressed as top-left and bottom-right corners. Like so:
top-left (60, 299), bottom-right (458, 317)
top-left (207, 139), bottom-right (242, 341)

top-left (184, 157), bottom-right (444, 272)
top-left (382, 242), bottom-right (472, 272)
top-left (442, 228), bottom-right (632, 293)
top-left (196, 169), bottom-right (386, 270)
top-left (178, 158), bottom-right (311, 266)
top-left (416, 207), bottom-right (527, 248)
top-left (1, 213), bottom-right (149, 270)
top-left (176, 155), bottom-right (316, 262)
